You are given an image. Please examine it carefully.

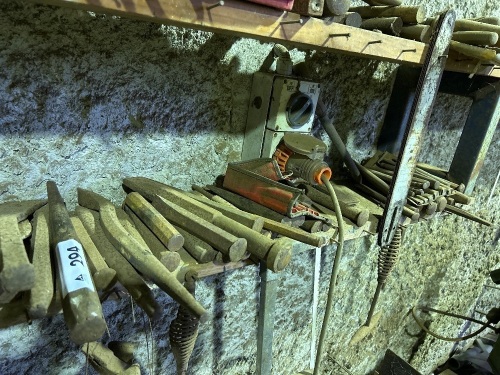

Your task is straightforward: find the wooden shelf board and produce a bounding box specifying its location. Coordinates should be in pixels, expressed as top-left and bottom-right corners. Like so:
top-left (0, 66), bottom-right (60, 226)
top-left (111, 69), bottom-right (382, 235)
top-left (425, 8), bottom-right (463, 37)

top-left (35, 0), bottom-right (500, 78)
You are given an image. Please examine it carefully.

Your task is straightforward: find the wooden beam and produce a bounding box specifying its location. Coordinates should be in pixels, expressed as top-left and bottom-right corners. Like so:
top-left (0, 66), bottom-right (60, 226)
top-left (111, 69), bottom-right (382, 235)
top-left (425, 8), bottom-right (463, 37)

top-left (32, 0), bottom-right (500, 78)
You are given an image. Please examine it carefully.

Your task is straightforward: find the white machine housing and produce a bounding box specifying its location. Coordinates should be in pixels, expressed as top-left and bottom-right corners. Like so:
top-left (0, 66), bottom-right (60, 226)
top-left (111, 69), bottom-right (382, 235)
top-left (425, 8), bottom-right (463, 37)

top-left (241, 72), bottom-right (320, 160)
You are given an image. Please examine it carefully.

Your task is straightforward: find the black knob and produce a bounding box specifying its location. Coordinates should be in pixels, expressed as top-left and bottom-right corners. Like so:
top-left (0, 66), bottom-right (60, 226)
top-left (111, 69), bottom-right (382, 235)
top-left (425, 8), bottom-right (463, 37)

top-left (286, 92), bottom-right (314, 129)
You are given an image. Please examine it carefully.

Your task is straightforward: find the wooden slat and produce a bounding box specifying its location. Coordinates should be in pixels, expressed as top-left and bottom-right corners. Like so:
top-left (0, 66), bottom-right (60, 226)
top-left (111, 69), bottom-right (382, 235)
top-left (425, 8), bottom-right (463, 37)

top-left (33, 0), bottom-right (500, 77)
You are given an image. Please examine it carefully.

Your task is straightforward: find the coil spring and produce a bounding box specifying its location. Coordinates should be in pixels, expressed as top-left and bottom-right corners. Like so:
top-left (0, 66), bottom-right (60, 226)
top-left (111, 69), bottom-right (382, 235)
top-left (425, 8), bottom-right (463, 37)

top-left (169, 283), bottom-right (200, 375)
top-left (377, 226), bottom-right (402, 284)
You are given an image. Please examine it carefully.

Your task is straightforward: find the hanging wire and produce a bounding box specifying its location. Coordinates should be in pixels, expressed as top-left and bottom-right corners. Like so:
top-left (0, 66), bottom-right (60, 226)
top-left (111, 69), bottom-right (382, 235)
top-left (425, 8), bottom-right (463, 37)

top-left (411, 305), bottom-right (497, 342)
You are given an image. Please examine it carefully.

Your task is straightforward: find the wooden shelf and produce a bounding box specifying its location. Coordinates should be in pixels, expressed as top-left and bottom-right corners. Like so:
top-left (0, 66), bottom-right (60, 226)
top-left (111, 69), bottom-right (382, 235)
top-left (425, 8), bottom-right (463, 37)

top-left (37, 0), bottom-right (500, 78)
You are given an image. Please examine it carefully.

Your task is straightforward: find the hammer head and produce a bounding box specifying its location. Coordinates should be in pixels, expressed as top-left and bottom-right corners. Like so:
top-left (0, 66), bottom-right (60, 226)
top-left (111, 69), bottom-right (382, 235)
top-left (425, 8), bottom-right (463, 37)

top-left (0, 200), bottom-right (47, 223)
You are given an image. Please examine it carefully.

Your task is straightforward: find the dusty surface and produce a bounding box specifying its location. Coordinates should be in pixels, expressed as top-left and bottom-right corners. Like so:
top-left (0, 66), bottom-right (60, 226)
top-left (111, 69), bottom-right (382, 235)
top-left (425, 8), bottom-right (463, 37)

top-left (0, 0), bottom-right (499, 374)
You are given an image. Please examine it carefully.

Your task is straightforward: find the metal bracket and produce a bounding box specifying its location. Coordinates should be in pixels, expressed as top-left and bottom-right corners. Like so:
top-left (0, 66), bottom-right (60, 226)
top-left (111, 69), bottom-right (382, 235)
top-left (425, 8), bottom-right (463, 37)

top-left (378, 70), bottom-right (499, 196)
top-left (377, 10), bottom-right (456, 247)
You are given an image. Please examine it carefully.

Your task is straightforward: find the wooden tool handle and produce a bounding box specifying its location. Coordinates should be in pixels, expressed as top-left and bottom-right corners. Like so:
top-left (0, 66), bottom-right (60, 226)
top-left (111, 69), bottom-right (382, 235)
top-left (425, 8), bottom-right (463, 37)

top-left (124, 192), bottom-right (184, 251)
top-left (452, 31), bottom-right (499, 46)
top-left (349, 5), bottom-right (425, 24)
top-left (361, 17), bottom-right (403, 36)
top-left (450, 40), bottom-right (500, 64)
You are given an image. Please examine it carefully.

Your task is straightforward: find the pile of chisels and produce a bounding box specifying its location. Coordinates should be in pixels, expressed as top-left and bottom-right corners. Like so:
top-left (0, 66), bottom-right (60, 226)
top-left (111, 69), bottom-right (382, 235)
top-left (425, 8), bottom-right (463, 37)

top-left (357, 151), bottom-right (492, 226)
top-left (0, 176), bottom-right (338, 340)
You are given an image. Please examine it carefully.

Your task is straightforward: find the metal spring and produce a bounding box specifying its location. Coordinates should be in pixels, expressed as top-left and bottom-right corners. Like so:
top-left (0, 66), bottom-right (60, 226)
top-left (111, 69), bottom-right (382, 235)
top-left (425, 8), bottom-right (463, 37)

top-left (377, 226), bottom-right (402, 284)
top-left (169, 282), bottom-right (200, 375)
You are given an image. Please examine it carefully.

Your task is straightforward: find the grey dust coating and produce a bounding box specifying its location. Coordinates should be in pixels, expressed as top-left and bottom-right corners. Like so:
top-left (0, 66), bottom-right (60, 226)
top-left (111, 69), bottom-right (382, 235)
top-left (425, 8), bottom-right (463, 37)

top-left (0, 0), bottom-right (499, 374)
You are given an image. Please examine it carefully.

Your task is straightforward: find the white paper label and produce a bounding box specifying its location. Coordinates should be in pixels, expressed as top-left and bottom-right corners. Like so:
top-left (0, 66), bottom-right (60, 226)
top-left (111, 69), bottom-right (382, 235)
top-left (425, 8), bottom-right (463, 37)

top-left (56, 239), bottom-right (95, 297)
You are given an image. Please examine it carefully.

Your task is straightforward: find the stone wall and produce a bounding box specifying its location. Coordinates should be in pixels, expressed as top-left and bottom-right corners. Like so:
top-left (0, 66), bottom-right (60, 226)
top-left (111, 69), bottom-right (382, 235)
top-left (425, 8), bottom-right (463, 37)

top-left (0, 1), bottom-right (498, 374)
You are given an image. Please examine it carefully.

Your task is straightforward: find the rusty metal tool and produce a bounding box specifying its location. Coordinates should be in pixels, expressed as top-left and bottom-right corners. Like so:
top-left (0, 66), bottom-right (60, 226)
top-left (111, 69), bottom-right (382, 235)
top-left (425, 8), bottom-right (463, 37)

top-left (173, 225), bottom-right (219, 264)
top-left (445, 204), bottom-right (492, 226)
top-left (123, 205), bottom-right (181, 272)
top-left (47, 181), bottom-right (106, 344)
top-left (0, 200), bottom-right (45, 303)
top-left (186, 190), bottom-right (327, 247)
top-left (356, 184), bottom-right (420, 222)
top-left (123, 181), bottom-right (248, 262)
top-left (77, 188), bottom-right (206, 319)
top-left (70, 216), bottom-right (117, 292)
top-left (187, 193), bottom-right (264, 232)
top-left (192, 184), bottom-right (238, 209)
top-left (76, 206), bottom-right (162, 320)
top-left (82, 342), bottom-right (137, 374)
top-left (18, 220), bottom-right (32, 240)
top-left (363, 10), bottom-right (456, 330)
top-left (124, 192), bottom-right (184, 252)
top-left (146, 193), bottom-right (247, 263)
top-left (223, 159), bottom-right (324, 219)
top-left (303, 185), bottom-right (369, 227)
top-left (107, 341), bottom-right (138, 364)
top-left (24, 206), bottom-right (53, 319)
top-left (123, 178), bottom-right (294, 272)
top-left (115, 208), bottom-right (149, 248)
top-left (206, 185), bottom-right (305, 227)
top-left (153, 194), bottom-right (291, 272)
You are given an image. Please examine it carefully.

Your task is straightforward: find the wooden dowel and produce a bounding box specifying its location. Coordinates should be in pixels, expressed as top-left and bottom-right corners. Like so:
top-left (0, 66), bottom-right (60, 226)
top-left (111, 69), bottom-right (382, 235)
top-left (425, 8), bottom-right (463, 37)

top-left (329, 12), bottom-right (362, 27)
top-left (453, 31), bottom-right (499, 46)
top-left (349, 6), bottom-right (426, 24)
top-left (124, 192), bottom-right (184, 252)
top-left (450, 41), bottom-right (500, 64)
top-left (454, 19), bottom-right (500, 34)
top-left (400, 24), bottom-right (432, 42)
top-left (469, 17), bottom-right (500, 26)
top-left (324, 0), bottom-right (351, 16)
top-left (361, 17), bottom-right (403, 35)
top-left (123, 206), bottom-right (181, 272)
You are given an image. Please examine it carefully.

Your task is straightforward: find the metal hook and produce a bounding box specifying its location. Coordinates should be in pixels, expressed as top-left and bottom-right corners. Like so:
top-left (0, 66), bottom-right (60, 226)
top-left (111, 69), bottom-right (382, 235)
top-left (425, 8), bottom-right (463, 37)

top-left (329, 33), bottom-right (351, 38)
top-left (207, 0), bottom-right (224, 10)
top-left (281, 18), bottom-right (304, 25)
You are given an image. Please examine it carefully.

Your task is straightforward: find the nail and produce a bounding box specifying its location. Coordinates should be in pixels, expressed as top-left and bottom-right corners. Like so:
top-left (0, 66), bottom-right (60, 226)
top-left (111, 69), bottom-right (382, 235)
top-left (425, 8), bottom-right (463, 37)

top-left (439, 54), bottom-right (448, 58)
top-left (401, 48), bottom-right (417, 53)
top-left (281, 19), bottom-right (303, 25)
top-left (329, 33), bottom-right (351, 38)
top-left (207, 0), bottom-right (224, 10)
top-left (368, 40), bottom-right (382, 45)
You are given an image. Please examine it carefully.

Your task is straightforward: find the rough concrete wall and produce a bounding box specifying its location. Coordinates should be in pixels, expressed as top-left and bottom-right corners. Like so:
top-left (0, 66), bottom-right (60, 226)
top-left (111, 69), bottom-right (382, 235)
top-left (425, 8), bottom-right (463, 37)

top-left (0, 1), bottom-right (498, 375)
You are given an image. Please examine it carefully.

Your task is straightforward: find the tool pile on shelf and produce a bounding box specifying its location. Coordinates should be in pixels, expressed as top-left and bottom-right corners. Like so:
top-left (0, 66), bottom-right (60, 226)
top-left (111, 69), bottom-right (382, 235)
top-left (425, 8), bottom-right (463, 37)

top-left (355, 151), bottom-right (492, 226)
top-left (0, 156), bottom-right (491, 373)
top-left (348, 2), bottom-right (500, 66)
top-left (243, 0), bottom-right (500, 66)
top-left (0, 175), bottom-right (340, 373)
